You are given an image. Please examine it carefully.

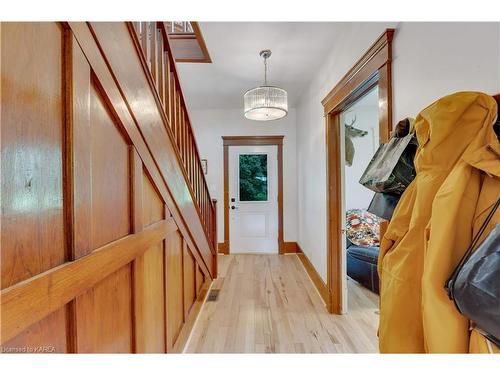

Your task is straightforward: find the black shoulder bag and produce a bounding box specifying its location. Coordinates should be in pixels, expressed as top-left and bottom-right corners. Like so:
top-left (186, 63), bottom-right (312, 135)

top-left (446, 198), bottom-right (500, 348)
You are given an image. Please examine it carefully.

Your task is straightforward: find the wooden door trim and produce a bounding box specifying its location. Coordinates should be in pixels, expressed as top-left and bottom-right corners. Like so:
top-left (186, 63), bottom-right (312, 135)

top-left (322, 29), bottom-right (395, 314)
top-left (221, 135), bottom-right (284, 254)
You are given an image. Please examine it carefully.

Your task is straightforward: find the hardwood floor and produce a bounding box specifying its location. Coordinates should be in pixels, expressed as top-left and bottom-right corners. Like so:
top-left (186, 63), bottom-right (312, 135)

top-left (185, 254), bottom-right (379, 353)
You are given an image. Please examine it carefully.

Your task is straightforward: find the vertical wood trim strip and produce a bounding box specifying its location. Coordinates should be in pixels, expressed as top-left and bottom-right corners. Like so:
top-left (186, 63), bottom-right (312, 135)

top-left (131, 147), bottom-right (144, 353)
top-left (182, 243), bottom-right (189, 320)
top-left (63, 28), bottom-right (77, 355)
top-left (378, 64), bottom-right (393, 143)
top-left (70, 36), bottom-right (92, 260)
top-left (326, 114), bottom-right (342, 314)
top-left (65, 31), bottom-right (92, 353)
top-left (223, 145), bottom-right (229, 253)
top-left (181, 240), bottom-right (187, 323)
top-left (211, 199), bottom-right (218, 277)
top-left (131, 148), bottom-right (144, 234)
top-left (277, 143), bottom-right (284, 254)
top-left (162, 204), bottom-right (169, 352)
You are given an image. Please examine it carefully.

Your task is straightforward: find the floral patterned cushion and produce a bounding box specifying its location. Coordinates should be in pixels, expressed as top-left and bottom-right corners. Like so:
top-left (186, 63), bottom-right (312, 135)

top-left (346, 209), bottom-right (380, 247)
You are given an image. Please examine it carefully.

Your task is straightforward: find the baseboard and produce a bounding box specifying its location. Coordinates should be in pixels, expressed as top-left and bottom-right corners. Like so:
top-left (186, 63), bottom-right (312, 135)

top-left (219, 241), bottom-right (298, 254)
top-left (296, 243), bottom-right (330, 307)
top-left (172, 279), bottom-right (212, 353)
top-left (283, 241), bottom-right (299, 253)
top-left (217, 241), bottom-right (229, 254)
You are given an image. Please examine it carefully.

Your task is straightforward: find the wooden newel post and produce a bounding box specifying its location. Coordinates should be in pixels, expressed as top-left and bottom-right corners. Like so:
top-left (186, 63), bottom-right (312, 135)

top-left (212, 199), bottom-right (218, 278)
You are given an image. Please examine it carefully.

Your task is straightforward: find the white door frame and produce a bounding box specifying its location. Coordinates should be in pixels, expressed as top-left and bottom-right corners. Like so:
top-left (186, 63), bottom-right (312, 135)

top-left (221, 136), bottom-right (284, 254)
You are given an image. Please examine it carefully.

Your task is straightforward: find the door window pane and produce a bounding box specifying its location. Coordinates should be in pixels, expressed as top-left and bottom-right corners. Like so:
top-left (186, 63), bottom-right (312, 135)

top-left (239, 154), bottom-right (268, 201)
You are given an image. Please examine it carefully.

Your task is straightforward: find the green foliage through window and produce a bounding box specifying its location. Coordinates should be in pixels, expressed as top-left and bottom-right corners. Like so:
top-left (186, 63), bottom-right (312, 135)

top-left (239, 154), bottom-right (268, 201)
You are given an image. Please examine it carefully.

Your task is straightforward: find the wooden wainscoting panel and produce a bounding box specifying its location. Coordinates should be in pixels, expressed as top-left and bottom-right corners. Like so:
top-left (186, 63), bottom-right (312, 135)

top-left (195, 265), bottom-right (204, 295)
top-left (90, 82), bottom-right (131, 250)
top-left (296, 244), bottom-right (330, 307)
top-left (133, 242), bottom-right (166, 353)
top-left (85, 22), bottom-right (214, 276)
top-left (165, 230), bottom-right (185, 350)
top-left (1, 307), bottom-right (68, 353)
top-left (68, 21), bottom-right (213, 279)
top-left (68, 33), bottom-right (93, 260)
top-left (1, 21), bottom-right (214, 354)
top-left (0, 220), bottom-right (172, 345)
top-left (133, 167), bottom-right (166, 352)
top-left (75, 264), bottom-right (133, 353)
top-left (183, 245), bottom-right (197, 317)
top-left (143, 169), bottom-right (165, 226)
top-left (1, 22), bottom-right (66, 289)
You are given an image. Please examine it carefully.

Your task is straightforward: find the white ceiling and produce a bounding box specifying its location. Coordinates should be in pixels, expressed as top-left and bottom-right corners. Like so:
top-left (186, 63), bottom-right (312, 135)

top-left (177, 22), bottom-right (344, 111)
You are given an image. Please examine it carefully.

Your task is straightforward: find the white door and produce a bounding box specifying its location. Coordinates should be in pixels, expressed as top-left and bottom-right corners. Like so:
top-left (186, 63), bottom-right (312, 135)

top-left (228, 145), bottom-right (278, 253)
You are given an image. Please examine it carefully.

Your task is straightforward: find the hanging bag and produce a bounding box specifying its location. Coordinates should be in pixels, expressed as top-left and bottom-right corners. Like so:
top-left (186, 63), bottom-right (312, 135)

top-left (445, 198), bottom-right (500, 347)
top-left (358, 118), bottom-right (418, 195)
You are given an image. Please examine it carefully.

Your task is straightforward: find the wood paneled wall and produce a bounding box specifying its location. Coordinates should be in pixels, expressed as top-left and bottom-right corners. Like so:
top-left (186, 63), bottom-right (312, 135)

top-left (1, 22), bottom-right (213, 353)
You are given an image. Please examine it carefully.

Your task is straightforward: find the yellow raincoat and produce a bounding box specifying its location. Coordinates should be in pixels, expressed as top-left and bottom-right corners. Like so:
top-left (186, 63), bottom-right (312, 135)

top-left (378, 92), bottom-right (500, 353)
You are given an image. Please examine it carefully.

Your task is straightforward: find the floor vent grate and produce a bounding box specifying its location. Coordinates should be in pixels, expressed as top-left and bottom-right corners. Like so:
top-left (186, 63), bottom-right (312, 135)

top-left (206, 289), bottom-right (220, 302)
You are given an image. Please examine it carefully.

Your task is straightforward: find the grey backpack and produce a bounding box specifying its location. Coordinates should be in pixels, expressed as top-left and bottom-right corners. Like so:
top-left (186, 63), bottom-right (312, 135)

top-left (446, 199), bottom-right (500, 348)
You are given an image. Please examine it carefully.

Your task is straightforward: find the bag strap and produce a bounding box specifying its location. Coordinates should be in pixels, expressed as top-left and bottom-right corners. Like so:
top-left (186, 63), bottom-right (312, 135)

top-left (446, 198), bottom-right (500, 298)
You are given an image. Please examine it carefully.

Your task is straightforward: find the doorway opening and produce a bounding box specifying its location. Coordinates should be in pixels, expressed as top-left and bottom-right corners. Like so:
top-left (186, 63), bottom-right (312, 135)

top-left (340, 86), bottom-right (381, 314)
top-left (342, 87), bottom-right (379, 211)
top-left (221, 136), bottom-right (284, 254)
top-left (323, 29), bottom-right (395, 314)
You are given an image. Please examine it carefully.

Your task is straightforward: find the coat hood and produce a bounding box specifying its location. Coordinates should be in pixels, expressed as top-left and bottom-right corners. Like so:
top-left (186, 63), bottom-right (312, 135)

top-left (414, 92), bottom-right (499, 177)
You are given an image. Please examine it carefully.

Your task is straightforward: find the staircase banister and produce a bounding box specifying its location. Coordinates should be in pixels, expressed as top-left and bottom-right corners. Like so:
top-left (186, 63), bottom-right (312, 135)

top-left (157, 21), bottom-right (215, 212)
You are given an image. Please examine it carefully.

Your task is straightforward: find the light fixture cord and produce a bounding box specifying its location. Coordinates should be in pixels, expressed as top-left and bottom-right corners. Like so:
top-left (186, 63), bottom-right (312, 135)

top-left (263, 55), bottom-right (268, 85)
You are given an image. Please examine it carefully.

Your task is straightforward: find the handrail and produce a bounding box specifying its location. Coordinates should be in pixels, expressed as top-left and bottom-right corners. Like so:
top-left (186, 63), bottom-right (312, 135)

top-left (130, 21), bottom-right (216, 254)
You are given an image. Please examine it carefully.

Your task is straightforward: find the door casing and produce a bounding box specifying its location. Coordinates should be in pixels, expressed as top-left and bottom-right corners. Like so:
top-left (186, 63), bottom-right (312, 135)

top-left (220, 136), bottom-right (284, 254)
top-left (229, 145), bottom-right (278, 253)
top-left (322, 29), bottom-right (395, 314)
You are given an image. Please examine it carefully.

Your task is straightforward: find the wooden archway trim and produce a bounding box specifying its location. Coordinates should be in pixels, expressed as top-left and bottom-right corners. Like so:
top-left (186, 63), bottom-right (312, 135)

top-left (220, 135), bottom-right (285, 255)
top-left (322, 28), bottom-right (395, 142)
top-left (322, 29), bottom-right (395, 314)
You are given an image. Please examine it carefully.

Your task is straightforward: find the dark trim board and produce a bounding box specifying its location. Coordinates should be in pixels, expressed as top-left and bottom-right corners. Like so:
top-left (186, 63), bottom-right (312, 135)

top-left (296, 243), bottom-right (330, 307)
top-left (218, 241), bottom-right (229, 254)
top-left (323, 29), bottom-right (394, 314)
top-left (283, 241), bottom-right (299, 253)
top-left (220, 241), bottom-right (298, 255)
top-left (222, 136), bottom-right (285, 254)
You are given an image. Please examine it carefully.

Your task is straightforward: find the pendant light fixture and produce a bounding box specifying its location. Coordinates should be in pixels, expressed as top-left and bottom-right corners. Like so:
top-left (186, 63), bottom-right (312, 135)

top-left (244, 50), bottom-right (288, 121)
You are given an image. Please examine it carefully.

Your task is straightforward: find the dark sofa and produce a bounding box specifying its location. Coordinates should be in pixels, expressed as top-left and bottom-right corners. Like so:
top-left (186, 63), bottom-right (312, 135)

top-left (346, 239), bottom-right (380, 294)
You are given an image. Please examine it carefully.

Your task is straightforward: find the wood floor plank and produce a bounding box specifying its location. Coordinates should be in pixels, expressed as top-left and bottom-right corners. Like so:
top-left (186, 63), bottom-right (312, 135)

top-left (185, 254), bottom-right (379, 353)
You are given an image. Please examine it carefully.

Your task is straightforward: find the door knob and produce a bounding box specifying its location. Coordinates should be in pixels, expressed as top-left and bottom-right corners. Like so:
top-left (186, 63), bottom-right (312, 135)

top-left (231, 205), bottom-right (238, 210)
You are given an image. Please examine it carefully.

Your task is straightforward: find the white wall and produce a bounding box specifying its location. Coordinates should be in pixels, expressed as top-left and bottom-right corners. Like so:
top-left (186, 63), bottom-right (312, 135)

top-left (342, 101), bottom-right (379, 211)
top-left (189, 108), bottom-right (298, 244)
top-left (296, 22), bottom-right (500, 282)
